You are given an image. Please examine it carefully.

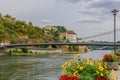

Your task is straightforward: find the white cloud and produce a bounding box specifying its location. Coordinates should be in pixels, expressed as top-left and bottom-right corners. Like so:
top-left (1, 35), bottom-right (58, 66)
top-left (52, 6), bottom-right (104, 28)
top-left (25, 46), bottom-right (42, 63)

top-left (57, 0), bottom-right (81, 3)
top-left (40, 19), bottom-right (51, 25)
top-left (77, 14), bottom-right (102, 23)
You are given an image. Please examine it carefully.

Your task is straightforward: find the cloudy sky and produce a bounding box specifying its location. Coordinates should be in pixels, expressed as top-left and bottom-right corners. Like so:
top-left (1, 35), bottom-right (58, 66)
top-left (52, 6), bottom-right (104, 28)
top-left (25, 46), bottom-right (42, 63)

top-left (0, 0), bottom-right (120, 41)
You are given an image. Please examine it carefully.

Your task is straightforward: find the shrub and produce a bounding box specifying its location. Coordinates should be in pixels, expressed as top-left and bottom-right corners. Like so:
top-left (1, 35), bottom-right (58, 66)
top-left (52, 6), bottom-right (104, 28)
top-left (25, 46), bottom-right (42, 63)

top-left (21, 47), bottom-right (28, 53)
top-left (103, 54), bottom-right (118, 62)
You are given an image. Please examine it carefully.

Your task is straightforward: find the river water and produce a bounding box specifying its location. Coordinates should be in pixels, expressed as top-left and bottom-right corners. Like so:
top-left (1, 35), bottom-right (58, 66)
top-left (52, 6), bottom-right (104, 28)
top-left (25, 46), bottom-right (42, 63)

top-left (0, 50), bottom-right (112, 80)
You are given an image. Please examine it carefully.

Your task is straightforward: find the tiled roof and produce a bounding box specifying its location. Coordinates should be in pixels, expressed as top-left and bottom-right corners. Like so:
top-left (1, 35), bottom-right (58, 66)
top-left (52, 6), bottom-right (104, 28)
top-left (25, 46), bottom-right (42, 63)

top-left (67, 30), bottom-right (76, 34)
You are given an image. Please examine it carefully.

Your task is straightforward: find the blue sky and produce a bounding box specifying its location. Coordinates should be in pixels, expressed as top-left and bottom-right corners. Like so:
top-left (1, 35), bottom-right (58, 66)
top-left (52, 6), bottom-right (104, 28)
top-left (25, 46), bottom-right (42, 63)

top-left (0, 0), bottom-right (120, 40)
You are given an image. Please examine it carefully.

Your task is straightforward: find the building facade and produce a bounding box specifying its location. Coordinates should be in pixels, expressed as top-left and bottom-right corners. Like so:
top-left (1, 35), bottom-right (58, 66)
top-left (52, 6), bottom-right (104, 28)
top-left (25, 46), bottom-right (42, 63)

top-left (59, 30), bottom-right (77, 42)
top-left (66, 30), bottom-right (77, 42)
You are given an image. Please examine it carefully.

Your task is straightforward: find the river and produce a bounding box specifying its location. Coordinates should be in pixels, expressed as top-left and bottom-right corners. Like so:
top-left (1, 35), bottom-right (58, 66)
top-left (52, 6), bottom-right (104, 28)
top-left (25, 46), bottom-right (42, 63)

top-left (0, 50), bottom-right (112, 80)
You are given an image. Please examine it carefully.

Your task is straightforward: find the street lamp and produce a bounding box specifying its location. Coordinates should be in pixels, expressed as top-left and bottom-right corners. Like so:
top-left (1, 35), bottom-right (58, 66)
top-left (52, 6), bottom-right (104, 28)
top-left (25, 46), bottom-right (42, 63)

top-left (111, 9), bottom-right (119, 53)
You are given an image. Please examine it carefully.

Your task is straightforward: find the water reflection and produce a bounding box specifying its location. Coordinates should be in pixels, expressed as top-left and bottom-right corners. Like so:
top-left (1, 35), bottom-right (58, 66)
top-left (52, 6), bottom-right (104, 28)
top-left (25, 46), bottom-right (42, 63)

top-left (0, 50), bottom-right (111, 80)
top-left (0, 54), bottom-right (73, 80)
top-left (80, 50), bottom-right (112, 59)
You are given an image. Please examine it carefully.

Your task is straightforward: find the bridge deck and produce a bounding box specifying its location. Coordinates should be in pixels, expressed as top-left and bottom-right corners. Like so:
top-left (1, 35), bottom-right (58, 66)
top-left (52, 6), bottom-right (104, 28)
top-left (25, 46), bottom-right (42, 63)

top-left (1, 42), bottom-right (120, 48)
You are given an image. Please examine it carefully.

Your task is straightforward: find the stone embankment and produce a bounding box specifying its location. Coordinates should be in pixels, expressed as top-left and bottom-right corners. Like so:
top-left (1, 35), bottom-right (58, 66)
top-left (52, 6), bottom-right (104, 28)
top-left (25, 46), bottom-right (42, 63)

top-left (29, 48), bottom-right (62, 53)
top-left (61, 46), bottom-right (91, 53)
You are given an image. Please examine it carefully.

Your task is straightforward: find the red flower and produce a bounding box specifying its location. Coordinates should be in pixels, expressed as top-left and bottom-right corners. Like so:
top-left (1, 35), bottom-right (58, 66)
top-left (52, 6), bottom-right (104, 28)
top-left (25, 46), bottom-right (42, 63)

top-left (103, 54), bottom-right (111, 59)
top-left (60, 75), bottom-right (80, 80)
top-left (59, 75), bottom-right (68, 80)
top-left (95, 78), bottom-right (108, 80)
top-left (100, 78), bottom-right (108, 80)
top-left (95, 78), bottom-right (100, 80)
top-left (118, 56), bottom-right (120, 59)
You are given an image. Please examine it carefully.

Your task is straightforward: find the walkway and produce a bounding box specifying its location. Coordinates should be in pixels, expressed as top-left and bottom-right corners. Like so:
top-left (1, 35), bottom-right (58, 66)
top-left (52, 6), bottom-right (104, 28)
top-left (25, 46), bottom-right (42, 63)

top-left (114, 66), bottom-right (120, 80)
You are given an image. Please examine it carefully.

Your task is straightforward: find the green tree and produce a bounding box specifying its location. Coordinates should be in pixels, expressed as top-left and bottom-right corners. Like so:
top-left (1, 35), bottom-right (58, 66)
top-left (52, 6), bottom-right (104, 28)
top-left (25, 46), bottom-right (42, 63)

top-left (4, 14), bottom-right (12, 19)
top-left (55, 26), bottom-right (66, 32)
top-left (28, 22), bottom-right (33, 26)
top-left (10, 39), bottom-right (17, 44)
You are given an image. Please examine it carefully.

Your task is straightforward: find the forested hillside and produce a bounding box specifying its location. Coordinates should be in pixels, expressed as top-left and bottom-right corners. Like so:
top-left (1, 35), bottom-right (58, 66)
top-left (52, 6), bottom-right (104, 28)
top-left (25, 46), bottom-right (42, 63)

top-left (0, 13), bottom-right (66, 44)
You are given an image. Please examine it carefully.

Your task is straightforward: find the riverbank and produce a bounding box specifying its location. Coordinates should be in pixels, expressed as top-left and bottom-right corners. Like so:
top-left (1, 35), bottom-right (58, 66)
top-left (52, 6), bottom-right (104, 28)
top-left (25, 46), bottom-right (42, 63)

top-left (0, 53), bottom-right (5, 56)
top-left (1, 47), bottom-right (91, 56)
top-left (0, 52), bottom-right (8, 56)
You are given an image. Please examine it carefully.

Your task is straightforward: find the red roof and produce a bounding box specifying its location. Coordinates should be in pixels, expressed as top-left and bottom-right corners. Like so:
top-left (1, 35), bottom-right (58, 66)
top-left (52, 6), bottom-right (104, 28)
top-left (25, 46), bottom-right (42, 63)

top-left (67, 30), bottom-right (76, 34)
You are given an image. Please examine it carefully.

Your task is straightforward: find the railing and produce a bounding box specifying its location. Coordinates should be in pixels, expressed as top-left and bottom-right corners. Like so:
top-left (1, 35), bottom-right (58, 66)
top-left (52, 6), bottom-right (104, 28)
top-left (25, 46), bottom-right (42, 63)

top-left (1, 42), bottom-right (120, 48)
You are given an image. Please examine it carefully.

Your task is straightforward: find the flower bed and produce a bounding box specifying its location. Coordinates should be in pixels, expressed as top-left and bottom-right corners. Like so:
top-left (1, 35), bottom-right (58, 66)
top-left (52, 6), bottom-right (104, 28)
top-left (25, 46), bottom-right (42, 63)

top-left (103, 54), bottom-right (119, 70)
top-left (103, 54), bottom-right (118, 62)
top-left (60, 54), bottom-right (116, 80)
top-left (116, 53), bottom-right (120, 65)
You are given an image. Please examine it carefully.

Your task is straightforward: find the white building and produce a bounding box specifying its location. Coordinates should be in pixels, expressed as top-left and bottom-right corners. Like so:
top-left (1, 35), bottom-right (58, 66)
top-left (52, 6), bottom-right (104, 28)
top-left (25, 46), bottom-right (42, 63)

top-left (66, 30), bottom-right (77, 42)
